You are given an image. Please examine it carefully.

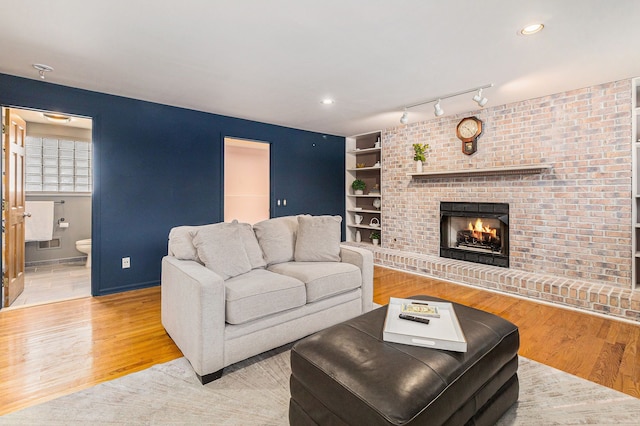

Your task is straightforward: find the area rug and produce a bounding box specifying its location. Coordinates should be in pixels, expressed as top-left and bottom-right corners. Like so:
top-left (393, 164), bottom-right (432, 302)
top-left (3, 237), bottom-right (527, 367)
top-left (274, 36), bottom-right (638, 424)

top-left (2, 344), bottom-right (640, 425)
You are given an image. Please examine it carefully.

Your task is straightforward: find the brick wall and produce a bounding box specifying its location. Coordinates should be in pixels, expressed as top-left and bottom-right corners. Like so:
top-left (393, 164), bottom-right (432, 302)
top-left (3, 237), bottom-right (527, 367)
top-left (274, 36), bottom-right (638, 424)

top-left (371, 79), bottom-right (640, 321)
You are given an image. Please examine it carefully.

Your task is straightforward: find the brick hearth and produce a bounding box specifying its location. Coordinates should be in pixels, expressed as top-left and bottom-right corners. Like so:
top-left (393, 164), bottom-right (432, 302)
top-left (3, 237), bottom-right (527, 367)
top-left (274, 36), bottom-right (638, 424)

top-left (367, 246), bottom-right (640, 322)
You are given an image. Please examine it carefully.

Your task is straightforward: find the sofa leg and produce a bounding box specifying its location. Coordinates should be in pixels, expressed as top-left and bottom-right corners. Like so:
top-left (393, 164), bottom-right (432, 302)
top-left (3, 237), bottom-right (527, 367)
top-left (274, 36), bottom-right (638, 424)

top-left (197, 369), bottom-right (223, 385)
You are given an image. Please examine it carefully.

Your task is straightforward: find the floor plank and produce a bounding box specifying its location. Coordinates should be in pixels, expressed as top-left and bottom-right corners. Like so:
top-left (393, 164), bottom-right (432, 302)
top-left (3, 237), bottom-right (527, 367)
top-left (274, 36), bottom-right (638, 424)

top-left (1, 265), bottom-right (638, 416)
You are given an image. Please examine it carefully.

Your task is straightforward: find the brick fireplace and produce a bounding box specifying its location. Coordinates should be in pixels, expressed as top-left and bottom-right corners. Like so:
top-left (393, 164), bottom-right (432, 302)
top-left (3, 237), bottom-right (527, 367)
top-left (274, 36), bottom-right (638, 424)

top-left (367, 78), bottom-right (640, 322)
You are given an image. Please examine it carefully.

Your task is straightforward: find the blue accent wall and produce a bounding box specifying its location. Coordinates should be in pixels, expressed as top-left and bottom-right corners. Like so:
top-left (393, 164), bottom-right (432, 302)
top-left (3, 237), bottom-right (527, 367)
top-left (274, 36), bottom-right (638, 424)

top-left (0, 74), bottom-right (345, 296)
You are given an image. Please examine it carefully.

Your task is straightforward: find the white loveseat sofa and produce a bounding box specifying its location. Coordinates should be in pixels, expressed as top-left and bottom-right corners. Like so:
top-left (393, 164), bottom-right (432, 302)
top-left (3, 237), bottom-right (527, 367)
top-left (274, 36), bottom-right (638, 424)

top-left (161, 215), bottom-right (374, 384)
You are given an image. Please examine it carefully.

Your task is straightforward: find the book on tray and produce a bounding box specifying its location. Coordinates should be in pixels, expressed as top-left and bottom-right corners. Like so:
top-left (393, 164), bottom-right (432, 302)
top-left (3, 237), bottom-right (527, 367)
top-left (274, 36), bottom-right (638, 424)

top-left (400, 302), bottom-right (440, 318)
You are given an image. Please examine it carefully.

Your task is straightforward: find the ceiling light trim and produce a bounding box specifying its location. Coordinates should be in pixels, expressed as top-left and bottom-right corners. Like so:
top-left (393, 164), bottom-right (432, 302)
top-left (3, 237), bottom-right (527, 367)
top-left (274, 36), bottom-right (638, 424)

top-left (520, 23), bottom-right (544, 35)
top-left (42, 112), bottom-right (72, 123)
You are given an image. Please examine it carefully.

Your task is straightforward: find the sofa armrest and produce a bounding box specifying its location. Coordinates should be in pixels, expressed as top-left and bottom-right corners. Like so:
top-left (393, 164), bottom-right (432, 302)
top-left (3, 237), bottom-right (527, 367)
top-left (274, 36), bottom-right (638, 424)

top-left (161, 256), bottom-right (226, 377)
top-left (339, 245), bottom-right (374, 313)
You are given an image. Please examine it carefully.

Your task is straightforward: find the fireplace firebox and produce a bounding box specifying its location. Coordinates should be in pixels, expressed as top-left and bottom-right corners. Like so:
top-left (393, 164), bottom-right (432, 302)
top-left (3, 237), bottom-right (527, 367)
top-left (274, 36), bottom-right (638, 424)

top-left (440, 202), bottom-right (509, 267)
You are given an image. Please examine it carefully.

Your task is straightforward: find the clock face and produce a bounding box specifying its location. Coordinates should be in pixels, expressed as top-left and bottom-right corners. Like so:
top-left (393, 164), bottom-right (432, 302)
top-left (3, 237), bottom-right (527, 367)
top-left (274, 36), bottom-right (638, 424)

top-left (458, 119), bottom-right (479, 139)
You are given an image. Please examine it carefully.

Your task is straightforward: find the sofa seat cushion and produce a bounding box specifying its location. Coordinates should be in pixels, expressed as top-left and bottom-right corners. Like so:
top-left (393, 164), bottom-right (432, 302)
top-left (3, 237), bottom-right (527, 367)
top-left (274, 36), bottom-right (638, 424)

top-left (224, 269), bottom-right (306, 325)
top-left (268, 262), bottom-right (361, 303)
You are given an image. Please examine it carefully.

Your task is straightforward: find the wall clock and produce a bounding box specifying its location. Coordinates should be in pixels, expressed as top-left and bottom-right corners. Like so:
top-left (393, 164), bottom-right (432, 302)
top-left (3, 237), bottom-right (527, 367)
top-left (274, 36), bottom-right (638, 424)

top-left (456, 116), bottom-right (483, 155)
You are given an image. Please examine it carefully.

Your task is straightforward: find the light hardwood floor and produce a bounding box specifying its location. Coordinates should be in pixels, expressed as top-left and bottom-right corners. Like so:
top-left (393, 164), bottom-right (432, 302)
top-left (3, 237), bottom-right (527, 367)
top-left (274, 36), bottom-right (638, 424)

top-left (0, 266), bottom-right (638, 416)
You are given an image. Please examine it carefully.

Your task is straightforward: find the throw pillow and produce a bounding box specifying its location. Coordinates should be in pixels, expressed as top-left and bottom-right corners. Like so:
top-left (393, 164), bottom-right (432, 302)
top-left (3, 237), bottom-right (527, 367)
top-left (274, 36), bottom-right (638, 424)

top-left (253, 216), bottom-right (299, 266)
top-left (192, 225), bottom-right (252, 280)
top-left (235, 222), bottom-right (267, 269)
top-left (294, 215), bottom-right (342, 262)
top-left (168, 226), bottom-right (200, 261)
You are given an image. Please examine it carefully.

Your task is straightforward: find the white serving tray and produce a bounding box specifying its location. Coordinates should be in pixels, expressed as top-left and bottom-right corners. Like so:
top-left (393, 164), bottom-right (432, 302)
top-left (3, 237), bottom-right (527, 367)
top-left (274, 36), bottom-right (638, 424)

top-left (383, 297), bottom-right (467, 352)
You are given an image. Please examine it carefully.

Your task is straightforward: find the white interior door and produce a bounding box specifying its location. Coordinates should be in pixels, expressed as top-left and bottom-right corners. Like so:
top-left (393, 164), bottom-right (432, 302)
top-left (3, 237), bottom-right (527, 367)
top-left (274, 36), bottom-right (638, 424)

top-left (224, 138), bottom-right (270, 224)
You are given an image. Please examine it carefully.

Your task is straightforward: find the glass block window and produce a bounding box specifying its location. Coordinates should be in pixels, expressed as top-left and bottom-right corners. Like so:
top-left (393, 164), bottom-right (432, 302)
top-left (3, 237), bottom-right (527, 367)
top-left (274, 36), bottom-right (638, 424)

top-left (25, 136), bottom-right (92, 192)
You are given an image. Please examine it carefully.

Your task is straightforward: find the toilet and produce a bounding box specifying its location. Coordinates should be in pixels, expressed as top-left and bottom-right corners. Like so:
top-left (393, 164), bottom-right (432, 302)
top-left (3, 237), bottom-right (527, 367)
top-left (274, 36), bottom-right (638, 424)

top-left (76, 239), bottom-right (91, 268)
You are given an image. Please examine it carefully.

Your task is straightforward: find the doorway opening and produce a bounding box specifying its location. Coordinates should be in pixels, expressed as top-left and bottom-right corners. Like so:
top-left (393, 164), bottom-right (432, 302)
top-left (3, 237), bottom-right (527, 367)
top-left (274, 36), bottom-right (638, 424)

top-left (2, 106), bottom-right (93, 309)
top-left (224, 137), bottom-right (270, 224)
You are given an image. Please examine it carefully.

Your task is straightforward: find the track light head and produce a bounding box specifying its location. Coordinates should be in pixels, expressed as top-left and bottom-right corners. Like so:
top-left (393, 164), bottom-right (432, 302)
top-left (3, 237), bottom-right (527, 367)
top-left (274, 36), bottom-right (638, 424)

top-left (434, 100), bottom-right (444, 117)
top-left (473, 89), bottom-right (488, 107)
top-left (400, 109), bottom-right (409, 124)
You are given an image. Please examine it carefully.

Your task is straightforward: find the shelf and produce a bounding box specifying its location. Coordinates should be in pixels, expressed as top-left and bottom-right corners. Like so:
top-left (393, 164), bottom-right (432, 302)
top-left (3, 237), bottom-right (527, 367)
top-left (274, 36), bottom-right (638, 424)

top-left (348, 224), bottom-right (382, 230)
top-left (347, 194), bottom-right (381, 198)
top-left (348, 147), bottom-right (381, 154)
top-left (344, 241), bottom-right (379, 247)
top-left (348, 208), bottom-right (380, 214)
top-left (347, 166), bottom-right (381, 172)
top-left (408, 164), bottom-right (552, 179)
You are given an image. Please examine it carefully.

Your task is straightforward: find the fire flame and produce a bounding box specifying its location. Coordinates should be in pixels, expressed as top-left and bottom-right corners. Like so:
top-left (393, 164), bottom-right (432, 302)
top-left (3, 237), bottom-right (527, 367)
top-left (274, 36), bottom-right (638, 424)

top-left (468, 218), bottom-right (497, 239)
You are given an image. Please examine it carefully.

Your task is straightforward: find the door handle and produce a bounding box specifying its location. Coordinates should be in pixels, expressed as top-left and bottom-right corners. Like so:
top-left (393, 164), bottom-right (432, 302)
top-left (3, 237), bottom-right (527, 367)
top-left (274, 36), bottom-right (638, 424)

top-left (23, 212), bottom-right (31, 218)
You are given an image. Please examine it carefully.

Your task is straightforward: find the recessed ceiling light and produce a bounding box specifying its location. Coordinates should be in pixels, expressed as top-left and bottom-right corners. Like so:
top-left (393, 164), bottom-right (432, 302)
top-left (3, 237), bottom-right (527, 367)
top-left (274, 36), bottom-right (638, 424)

top-left (321, 98), bottom-right (335, 105)
top-left (43, 113), bottom-right (71, 123)
top-left (520, 23), bottom-right (544, 35)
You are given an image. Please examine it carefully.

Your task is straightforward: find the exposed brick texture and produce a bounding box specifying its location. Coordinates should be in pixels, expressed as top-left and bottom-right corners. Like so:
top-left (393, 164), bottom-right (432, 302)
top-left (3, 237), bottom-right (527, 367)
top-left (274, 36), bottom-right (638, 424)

top-left (364, 79), bottom-right (639, 322)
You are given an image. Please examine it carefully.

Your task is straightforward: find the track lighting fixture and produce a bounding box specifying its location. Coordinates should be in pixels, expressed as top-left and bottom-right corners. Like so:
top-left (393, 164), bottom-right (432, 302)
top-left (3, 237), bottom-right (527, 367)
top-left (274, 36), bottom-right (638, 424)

top-left (434, 100), bottom-right (444, 117)
top-left (399, 83), bottom-right (493, 123)
top-left (33, 63), bottom-right (54, 80)
top-left (472, 88), bottom-right (488, 107)
top-left (400, 109), bottom-right (409, 124)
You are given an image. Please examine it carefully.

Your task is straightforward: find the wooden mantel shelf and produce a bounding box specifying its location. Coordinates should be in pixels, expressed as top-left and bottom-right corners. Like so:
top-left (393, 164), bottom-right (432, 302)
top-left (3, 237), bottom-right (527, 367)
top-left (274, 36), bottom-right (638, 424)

top-left (408, 164), bottom-right (552, 179)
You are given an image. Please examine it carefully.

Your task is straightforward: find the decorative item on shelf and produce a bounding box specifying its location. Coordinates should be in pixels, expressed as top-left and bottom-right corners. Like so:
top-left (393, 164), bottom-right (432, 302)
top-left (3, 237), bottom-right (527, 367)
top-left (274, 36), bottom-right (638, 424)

top-left (373, 198), bottom-right (381, 210)
top-left (354, 214), bottom-right (363, 224)
top-left (368, 184), bottom-right (380, 195)
top-left (370, 231), bottom-right (380, 246)
top-left (356, 163), bottom-right (366, 168)
top-left (413, 143), bottom-right (430, 173)
top-left (374, 160), bottom-right (381, 168)
top-left (369, 217), bottom-right (380, 228)
top-left (374, 136), bottom-right (381, 148)
top-left (355, 230), bottom-right (361, 242)
top-left (352, 179), bottom-right (366, 195)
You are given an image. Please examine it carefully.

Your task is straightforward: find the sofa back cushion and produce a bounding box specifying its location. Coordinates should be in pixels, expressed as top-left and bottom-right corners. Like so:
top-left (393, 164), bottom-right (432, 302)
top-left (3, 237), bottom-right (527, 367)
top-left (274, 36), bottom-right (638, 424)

top-left (168, 221), bottom-right (266, 270)
top-left (192, 225), bottom-right (252, 280)
top-left (294, 215), bottom-right (342, 262)
top-left (253, 216), bottom-right (299, 266)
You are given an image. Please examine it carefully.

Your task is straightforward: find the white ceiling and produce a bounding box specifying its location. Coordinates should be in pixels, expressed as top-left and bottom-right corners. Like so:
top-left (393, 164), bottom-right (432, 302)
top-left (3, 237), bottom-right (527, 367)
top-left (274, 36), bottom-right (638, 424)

top-left (1, 1), bottom-right (639, 137)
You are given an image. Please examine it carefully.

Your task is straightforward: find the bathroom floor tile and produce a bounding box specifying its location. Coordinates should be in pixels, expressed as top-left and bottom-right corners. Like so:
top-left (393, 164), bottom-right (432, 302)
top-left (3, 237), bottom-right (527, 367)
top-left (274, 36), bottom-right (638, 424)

top-left (8, 263), bottom-right (91, 309)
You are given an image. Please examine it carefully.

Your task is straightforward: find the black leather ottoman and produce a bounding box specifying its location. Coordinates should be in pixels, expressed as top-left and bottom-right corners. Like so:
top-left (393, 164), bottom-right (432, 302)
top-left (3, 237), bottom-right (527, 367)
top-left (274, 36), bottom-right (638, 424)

top-left (289, 296), bottom-right (519, 426)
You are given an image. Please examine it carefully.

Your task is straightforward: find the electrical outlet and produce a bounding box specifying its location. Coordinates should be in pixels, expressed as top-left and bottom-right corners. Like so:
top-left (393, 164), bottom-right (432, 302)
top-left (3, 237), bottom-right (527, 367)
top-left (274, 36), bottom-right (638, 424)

top-left (122, 257), bottom-right (131, 269)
